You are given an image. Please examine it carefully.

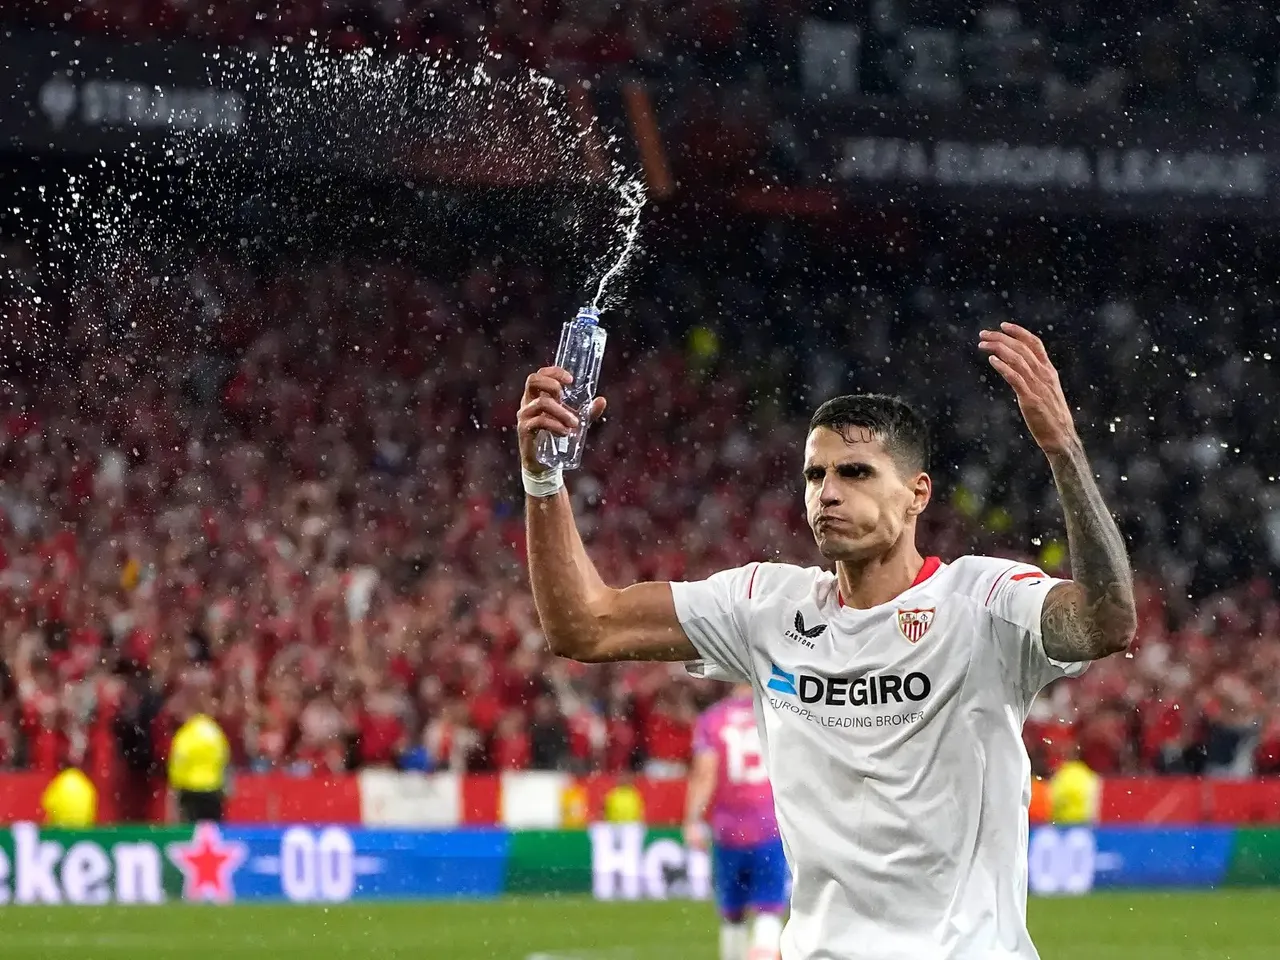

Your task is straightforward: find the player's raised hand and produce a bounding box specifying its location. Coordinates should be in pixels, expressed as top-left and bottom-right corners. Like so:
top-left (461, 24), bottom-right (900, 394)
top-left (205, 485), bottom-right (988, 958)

top-left (978, 322), bottom-right (1079, 457)
top-left (516, 366), bottom-right (607, 472)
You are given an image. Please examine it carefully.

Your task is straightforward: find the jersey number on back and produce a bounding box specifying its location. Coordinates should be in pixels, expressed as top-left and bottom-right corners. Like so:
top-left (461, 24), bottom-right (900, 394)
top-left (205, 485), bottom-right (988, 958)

top-left (721, 723), bottom-right (767, 784)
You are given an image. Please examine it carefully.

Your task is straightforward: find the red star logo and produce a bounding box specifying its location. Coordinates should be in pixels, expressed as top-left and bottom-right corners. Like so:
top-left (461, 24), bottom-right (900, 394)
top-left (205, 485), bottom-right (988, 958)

top-left (167, 822), bottom-right (247, 903)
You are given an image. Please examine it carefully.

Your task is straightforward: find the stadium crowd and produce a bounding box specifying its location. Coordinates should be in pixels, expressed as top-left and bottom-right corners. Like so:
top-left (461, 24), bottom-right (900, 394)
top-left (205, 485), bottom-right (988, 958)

top-left (4, 0), bottom-right (807, 67)
top-left (0, 231), bottom-right (1277, 803)
top-left (5, 1), bottom-right (1280, 111)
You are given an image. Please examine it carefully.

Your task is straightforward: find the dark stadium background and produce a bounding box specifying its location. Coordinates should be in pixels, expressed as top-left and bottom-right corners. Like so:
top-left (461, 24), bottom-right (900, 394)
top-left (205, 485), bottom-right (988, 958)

top-left (0, 4), bottom-right (1277, 955)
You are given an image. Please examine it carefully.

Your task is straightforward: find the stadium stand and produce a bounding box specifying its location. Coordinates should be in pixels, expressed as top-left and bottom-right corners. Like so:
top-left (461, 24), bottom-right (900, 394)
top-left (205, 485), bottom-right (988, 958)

top-left (0, 231), bottom-right (1277, 803)
top-left (4, 0), bottom-right (1279, 113)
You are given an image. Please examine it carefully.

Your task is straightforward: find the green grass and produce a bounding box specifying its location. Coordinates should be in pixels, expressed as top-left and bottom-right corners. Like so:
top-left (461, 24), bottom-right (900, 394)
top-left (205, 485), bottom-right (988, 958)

top-left (0, 892), bottom-right (1275, 959)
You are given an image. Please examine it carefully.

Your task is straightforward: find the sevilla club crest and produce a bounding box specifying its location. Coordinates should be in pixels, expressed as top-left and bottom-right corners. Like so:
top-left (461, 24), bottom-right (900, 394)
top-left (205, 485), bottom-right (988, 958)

top-left (897, 608), bottom-right (935, 644)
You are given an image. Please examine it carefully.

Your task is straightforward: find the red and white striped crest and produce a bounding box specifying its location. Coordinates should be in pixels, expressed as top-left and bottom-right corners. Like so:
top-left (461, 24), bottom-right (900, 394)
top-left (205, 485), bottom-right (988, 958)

top-left (897, 608), bottom-right (935, 644)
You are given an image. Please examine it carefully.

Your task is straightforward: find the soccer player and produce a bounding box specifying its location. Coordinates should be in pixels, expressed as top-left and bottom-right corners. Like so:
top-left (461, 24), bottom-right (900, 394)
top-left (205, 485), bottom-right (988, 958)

top-left (517, 323), bottom-right (1136, 959)
top-left (685, 683), bottom-right (786, 960)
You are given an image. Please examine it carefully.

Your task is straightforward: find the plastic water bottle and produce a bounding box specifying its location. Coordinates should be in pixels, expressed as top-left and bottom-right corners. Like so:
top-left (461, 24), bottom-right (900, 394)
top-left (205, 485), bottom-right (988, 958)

top-left (536, 306), bottom-right (607, 471)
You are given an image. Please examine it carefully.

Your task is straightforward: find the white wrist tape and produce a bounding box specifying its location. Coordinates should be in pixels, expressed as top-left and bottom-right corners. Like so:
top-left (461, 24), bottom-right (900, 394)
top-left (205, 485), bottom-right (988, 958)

top-left (522, 465), bottom-right (565, 498)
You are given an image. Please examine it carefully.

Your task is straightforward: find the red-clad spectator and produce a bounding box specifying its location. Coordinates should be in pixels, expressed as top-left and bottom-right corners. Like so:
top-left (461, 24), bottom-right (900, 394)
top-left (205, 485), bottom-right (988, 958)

top-left (355, 685), bottom-right (407, 768)
top-left (1137, 695), bottom-right (1186, 770)
top-left (88, 676), bottom-right (122, 785)
top-left (12, 640), bottom-right (66, 774)
top-left (1256, 711), bottom-right (1280, 775)
top-left (466, 675), bottom-right (505, 739)
top-left (0, 706), bottom-right (15, 769)
top-left (1076, 707), bottom-right (1133, 776)
top-left (296, 686), bottom-right (350, 773)
top-left (491, 709), bottom-right (532, 770)
top-left (567, 708), bottom-right (606, 771)
top-left (253, 712), bottom-right (293, 770)
top-left (642, 687), bottom-right (695, 780)
top-left (496, 647), bottom-right (546, 711)
top-left (605, 702), bottom-right (638, 773)
top-left (25, 700), bottom-right (66, 774)
top-left (423, 699), bottom-right (481, 772)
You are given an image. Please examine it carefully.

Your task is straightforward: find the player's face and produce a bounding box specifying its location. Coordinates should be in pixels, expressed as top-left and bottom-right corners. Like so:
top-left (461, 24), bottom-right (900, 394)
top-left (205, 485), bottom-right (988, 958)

top-left (802, 427), bottom-right (930, 562)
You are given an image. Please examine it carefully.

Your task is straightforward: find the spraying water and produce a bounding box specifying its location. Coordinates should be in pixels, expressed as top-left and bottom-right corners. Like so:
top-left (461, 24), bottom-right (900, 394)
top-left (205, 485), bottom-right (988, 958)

top-left (591, 179), bottom-right (647, 312)
top-left (14, 41), bottom-right (647, 367)
top-left (235, 44), bottom-right (647, 310)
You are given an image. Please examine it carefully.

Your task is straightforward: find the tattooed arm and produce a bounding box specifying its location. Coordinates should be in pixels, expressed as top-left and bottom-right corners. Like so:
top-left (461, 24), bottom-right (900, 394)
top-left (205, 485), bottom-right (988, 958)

top-left (979, 322), bottom-right (1137, 663)
top-left (1039, 441), bottom-right (1137, 660)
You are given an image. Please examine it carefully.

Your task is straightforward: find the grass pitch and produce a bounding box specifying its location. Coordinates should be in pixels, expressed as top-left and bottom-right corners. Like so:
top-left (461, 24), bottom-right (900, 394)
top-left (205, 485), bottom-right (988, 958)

top-left (0, 891), bottom-right (1275, 959)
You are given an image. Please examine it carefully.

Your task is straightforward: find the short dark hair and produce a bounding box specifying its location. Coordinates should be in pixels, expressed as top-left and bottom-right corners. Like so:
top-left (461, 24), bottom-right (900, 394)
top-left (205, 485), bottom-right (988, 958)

top-left (808, 394), bottom-right (930, 473)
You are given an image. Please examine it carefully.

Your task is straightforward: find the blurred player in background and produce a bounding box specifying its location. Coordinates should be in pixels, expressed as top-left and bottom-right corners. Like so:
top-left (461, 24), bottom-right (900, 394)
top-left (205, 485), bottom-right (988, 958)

top-left (41, 766), bottom-right (98, 828)
top-left (1049, 746), bottom-right (1102, 824)
top-left (684, 683), bottom-right (786, 960)
top-left (603, 770), bottom-right (646, 823)
top-left (519, 323), bottom-right (1137, 959)
top-left (167, 673), bottom-right (231, 824)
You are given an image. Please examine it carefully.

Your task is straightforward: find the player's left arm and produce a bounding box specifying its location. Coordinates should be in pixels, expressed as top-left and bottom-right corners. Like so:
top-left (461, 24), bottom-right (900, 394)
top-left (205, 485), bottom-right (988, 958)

top-left (980, 322), bottom-right (1137, 662)
top-left (683, 748), bottom-right (718, 851)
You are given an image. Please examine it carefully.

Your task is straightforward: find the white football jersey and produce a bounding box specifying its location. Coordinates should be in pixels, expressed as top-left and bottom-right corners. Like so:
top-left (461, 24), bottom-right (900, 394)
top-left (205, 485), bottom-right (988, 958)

top-left (672, 555), bottom-right (1086, 960)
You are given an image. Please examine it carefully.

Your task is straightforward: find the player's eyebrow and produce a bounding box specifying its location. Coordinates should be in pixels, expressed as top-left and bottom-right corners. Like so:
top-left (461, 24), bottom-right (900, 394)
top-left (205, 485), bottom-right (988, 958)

top-left (803, 460), bottom-right (876, 477)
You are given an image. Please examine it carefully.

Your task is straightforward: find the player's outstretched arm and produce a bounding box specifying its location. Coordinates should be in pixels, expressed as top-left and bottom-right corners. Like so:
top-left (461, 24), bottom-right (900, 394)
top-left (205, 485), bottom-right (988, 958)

top-left (517, 366), bottom-right (699, 664)
top-left (979, 323), bottom-right (1138, 662)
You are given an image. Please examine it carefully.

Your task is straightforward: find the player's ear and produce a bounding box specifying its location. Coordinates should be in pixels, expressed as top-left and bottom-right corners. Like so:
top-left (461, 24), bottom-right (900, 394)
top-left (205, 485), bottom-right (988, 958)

top-left (907, 472), bottom-right (931, 517)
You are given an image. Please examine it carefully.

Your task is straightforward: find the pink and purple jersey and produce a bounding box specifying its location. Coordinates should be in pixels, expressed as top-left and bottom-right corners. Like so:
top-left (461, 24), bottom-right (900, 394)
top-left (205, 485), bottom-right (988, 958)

top-left (692, 694), bottom-right (780, 849)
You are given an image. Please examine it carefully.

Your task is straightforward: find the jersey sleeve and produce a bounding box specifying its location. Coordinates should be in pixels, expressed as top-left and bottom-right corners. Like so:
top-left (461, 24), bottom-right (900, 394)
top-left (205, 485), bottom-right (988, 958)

top-left (670, 564), bottom-right (758, 684)
top-left (983, 562), bottom-right (1088, 702)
